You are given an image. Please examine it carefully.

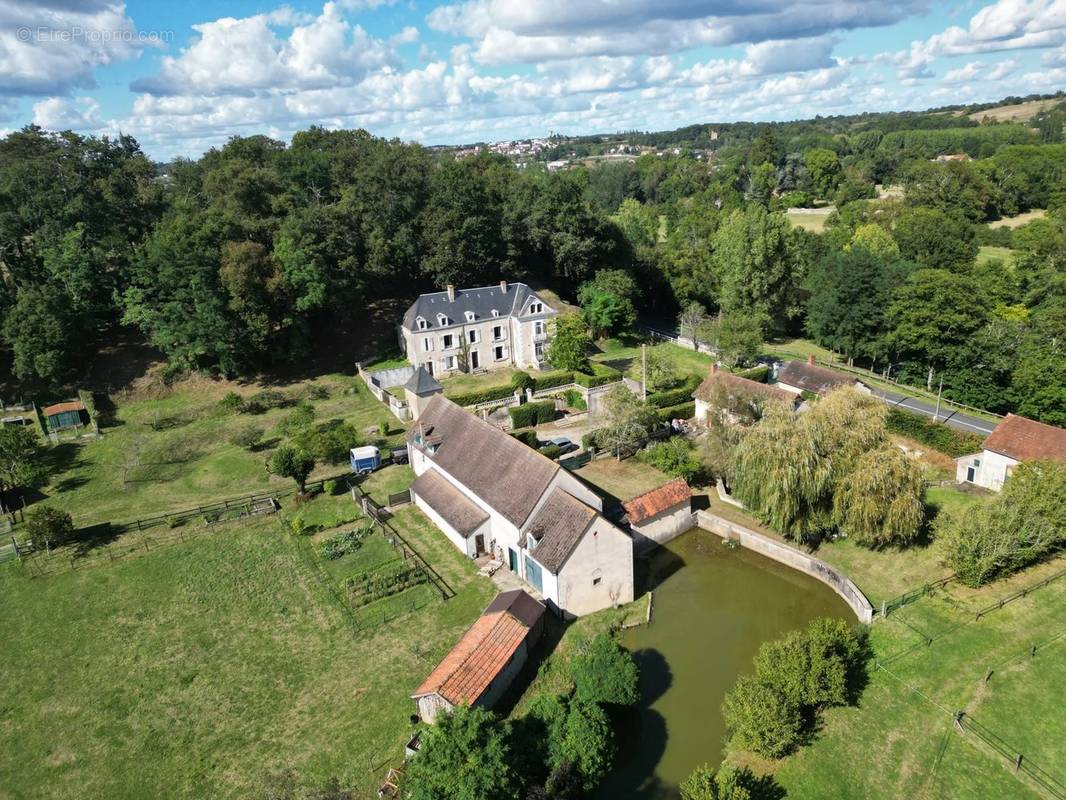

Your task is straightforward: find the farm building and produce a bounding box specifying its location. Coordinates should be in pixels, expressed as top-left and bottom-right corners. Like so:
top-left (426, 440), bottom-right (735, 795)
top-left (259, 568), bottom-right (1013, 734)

top-left (693, 365), bottom-right (795, 426)
top-left (42, 401), bottom-right (87, 432)
top-left (624, 478), bottom-right (694, 551)
top-left (408, 395), bottom-right (634, 618)
top-left (955, 414), bottom-right (1066, 492)
top-left (775, 356), bottom-right (869, 398)
top-left (412, 589), bottom-right (545, 723)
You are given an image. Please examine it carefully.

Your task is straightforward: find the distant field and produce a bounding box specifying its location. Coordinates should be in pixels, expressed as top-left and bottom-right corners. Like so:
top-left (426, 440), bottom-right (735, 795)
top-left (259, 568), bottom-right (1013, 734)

top-left (786, 207), bottom-right (834, 233)
top-left (977, 245), bottom-right (1016, 267)
top-left (967, 98), bottom-right (1060, 123)
top-left (987, 209), bottom-right (1046, 229)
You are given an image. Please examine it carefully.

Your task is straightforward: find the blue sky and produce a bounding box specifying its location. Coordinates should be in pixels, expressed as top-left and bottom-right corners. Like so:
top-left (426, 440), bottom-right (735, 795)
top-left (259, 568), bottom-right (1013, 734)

top-left (1, 0), bottom-right (1064, 159)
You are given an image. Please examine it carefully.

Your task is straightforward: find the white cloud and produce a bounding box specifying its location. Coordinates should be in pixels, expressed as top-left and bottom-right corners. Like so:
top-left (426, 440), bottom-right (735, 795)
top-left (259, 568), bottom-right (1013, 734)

top-left (390, 25), bottom-right (420, 45)
top-left (0, 0), bottom-right (147, 95)
top-left (32, 95), bottom-right (103, 129)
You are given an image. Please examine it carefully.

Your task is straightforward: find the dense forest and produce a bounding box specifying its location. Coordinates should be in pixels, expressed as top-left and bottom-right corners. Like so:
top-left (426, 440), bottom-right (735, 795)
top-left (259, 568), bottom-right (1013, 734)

top-left (1, 94), bottom-right (1064, 424)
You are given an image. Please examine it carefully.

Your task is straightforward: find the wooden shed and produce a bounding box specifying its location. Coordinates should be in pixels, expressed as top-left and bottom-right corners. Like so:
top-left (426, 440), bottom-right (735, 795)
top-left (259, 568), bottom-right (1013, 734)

top-left (42, 401), bottom-right (87, 432)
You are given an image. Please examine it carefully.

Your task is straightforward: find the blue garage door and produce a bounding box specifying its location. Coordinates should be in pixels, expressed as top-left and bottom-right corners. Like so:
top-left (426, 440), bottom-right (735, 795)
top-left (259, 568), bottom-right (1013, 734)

top-left (524, 555), bottom-right (543, 593)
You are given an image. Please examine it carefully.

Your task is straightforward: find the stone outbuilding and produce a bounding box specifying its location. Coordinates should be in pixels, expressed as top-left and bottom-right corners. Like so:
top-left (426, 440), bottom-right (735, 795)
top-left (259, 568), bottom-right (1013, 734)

top-left (955, 413), bottom-right (1066, 492)
top-left (775, 356), bottom-right (869, 398)
top-left (403, 366), bottom-right (444, 421)
top-left (623, 478), bottom-right (694, 552)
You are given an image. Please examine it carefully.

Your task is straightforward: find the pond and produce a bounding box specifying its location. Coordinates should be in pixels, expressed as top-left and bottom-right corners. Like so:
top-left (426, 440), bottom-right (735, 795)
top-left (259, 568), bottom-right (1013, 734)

top-left (597, 529), bottom-right (854, 799)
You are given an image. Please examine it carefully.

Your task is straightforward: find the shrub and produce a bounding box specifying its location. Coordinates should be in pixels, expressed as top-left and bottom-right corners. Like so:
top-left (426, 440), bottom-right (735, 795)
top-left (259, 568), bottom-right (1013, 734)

top-left (219, 391), bottom-right (243, 411)
top-left (447, 384), bottom-right (516, 407)
top-left (319, 527), bottom-right (372, 559)
top-left (532, 370), bottom-right (574, 391)
top-left (736, 364), bottom-right (769, 383)
top-left (304, 382), bottom-right (330, 400)
top-left (241, 389), bottom-right (288, 414)
top-left (510, 429), bottom-right (539, 448)
top-left (539, 444), bottom-right (563, 460)
top-left (582, 428), bottom-right (607, 451)
top-left (570, 634), bottom-right (640, 706)
top-left (574, 363), bottom-right (622, 389)
top-left (646, 374), bottom-right (701, 409)
top-left (289, 514), bottom-right (308, 536)
top-left (680, 763), bottom-right (766, 800)
top-left (509, 400), bottom-right (556, 429)
top-left (229, 424), bottom-right (264, 450)
top-left (322, 479), bottom-right (337, 495)
top-left (24, 506), bottom-right (75, 550)
top-left (721, 675), bottom-right (803, 759)
top-left (378, 421), bottom-right (389, 437)
top-left (511, 370), bottom-right (534, 393)
top-left (655, 401), bottom-right (696, 422)
top-left (637, 437), bottom-right (700, 482)
top-left (886, 408), bottom-right (984, 457)
top-left (562, 388), bottom-right (587, 410)
top-left (276, 401), bottom-right (315, 435)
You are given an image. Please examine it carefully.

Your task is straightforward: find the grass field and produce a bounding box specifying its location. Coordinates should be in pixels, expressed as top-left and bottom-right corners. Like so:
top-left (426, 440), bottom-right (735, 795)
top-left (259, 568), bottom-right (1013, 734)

top-left (0, 506), bottom-right (495, 799)
top-left (33, 373), bottom-right (402, 529)
top-left (967, 98), bottom-right (1060, 123)
top-left (987, 209), bottom-right (1047, 229)
top-left (977, 245), bottom-right (1017, 267)
top-left (571, 456), bottom-right (673, 504)
top-left (591, 339), bottom-right (714, 379)
top-left (786, 208), bottom-right (833, 233)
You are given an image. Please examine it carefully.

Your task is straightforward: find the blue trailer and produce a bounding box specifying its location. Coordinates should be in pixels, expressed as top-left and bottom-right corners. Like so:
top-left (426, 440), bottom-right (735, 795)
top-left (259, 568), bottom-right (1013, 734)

top-left (350, 445), bottom-right (381, 475)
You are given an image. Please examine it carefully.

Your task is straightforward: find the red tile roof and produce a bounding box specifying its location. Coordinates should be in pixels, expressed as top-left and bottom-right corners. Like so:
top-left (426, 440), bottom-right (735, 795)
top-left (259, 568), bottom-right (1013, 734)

top-left (412, 596), bottom-right (542, 706)
top-left (623, 477), bottom-right (692, 525)
top-left (982, 414), bottom-right (1066, 463)
top-left (42, 401), bottom-right (85, 417)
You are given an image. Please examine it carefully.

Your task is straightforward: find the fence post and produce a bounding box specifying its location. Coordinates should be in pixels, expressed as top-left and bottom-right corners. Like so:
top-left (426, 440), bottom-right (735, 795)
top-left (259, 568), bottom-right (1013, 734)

top-left (880, 600), bottom-right (887, 618)
top-left (1014, 754), bottom-right (1022, 773)
top-left (984, 667), bottom-right (993, 683)
top-left (143, 539), bottom-right (149, 552)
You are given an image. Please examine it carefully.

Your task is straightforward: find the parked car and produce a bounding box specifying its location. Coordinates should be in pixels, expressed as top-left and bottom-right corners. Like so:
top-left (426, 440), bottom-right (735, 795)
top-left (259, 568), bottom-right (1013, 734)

top-left (350, 445), bottom-right (381, 475)
top-left (544, 436), bottom-right (578, 455)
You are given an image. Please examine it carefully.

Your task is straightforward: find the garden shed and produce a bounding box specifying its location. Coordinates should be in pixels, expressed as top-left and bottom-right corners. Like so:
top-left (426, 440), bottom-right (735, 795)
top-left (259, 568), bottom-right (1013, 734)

top-left (43, 401), bottom-right (87, 432)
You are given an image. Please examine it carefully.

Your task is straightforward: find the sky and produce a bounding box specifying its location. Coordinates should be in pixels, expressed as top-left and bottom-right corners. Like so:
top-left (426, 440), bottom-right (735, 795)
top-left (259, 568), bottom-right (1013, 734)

top-left (1, 0), bottom-right (1064, 159)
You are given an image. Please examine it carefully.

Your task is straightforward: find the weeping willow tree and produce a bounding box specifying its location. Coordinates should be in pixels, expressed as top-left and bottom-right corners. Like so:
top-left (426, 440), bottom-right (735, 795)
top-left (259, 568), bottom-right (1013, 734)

top-left (733, 387), bottom-right (906, 544)
top-left (833, 447), bottom-right (926, 546)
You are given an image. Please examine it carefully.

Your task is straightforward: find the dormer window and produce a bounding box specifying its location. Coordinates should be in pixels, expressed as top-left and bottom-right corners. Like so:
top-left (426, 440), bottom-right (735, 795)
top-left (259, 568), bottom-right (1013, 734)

top-left (526, 533), bottom-right (538, 550)
top-left (437, 313), bottom-right (448, 326)
top-left (491, 309), bottom-right (500, 318)
top-left (529, 302), bottom-right (543, 314)
top-left (465, 311), bottom-right (476, 322)
top-left (416, 316), bottom-right (427, 330)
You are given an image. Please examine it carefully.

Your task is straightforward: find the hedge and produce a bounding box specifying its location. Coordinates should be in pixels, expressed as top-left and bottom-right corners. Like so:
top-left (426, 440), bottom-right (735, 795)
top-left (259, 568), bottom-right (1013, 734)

top-left (509, 400), bottom-right (556, 428)
top-left (887, 408), bottom-right (985, 457)
top-left (656, 401), bottom-right (696, 422)
top-left (532, 370), bottom-right (575, 391)
top-left (447, 384), bottom-right (516, 407)
top-left (582, 428), bottom-right (608, 450)
top-left (574, 363), bottom-right (622, 388)
top-left (510, 429), bottom-right (539, 448)
top-left (736, 364), bottom-right (769, 383)
top-left (647, 375), bottom-right (702, 409)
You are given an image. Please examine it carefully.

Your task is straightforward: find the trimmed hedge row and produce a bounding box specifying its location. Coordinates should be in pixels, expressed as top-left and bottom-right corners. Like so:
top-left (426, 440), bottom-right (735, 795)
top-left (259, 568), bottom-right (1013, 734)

top-left (574, 363), bottom-right (622, 388)
top-left (736, 364), bottom-right (769, 383)
top-left (647, 375), bottom-right (702, 409)
top-left (887, 408), bottom-right (985, 457)
top-left (532, 370), bottom-right (575, 391)
top-left (509, 400), bottom-right (556, 428)
top-left (446, 384), bottom-right (516, 407)
top-left (510, 429), bottom-right (539, 448)
top-left (656, 401), bottom-right (696, 422)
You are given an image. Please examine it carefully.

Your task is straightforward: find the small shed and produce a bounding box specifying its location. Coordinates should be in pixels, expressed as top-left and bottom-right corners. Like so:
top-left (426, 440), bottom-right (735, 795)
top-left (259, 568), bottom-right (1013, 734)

top-left (624, 477), bottom-right (694, 552)
top-left (412, 589), bottom-right (545, 723)
top-left (43, 401), bottom-right (87, 432)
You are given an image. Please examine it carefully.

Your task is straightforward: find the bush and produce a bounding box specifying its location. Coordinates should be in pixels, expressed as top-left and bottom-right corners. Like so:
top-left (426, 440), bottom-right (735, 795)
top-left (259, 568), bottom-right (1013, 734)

top-left (570, 634), bottom-right (640, 706)
top-left (511, 370), bottom-right (534, 393)
top-left (582, 428), bottom-right (607, 451)
top-left (510, 429), bottom-right (539, 448)
top-left (886, 408), bottom-right (984, 457)
top-left (241, 389), bottom-right (289, 414)
top-left (304, 382), bottom-right (330, 400)
top-left (539, 444), bottom-right (563, 460)
top-left (509, 400), bottom-right (556, 429)
top-left (24, 506), bottom-right (75, 550)
top-left (447, 384), bottom-right (516, 407)
top-left (378, 421), bottom-right (389, 437)
top-left (276, 401), bottom-right (315, 435)
top-left (322, 479), bottom-right (337, 495)
top-left (229, 424), bottom-right (264, 450)
top-left (655, 401), bottom-right (696, 422)
top-left (562, 388), bottom-right (587, 410)
top-left (976, 224), bottom-right (1014, 247)
top-left (646, 374), bottom-right (701, 409)
top-left (736, 364), bottom-right (769, 383)
top-left (637, 437), bottom-right (700, 482)
top-left (531, 370), bottom-right (573, 391)
top-left (219, 391), bottom-right (243, 412)
top-left (721, 675), bottom-right (802, 759)
top-left (574, 363), bottom-right (622, 388)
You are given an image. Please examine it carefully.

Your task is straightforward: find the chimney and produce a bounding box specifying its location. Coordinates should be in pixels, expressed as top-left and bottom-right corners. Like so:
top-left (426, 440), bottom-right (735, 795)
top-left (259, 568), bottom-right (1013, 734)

top-left (446, 284), bottom-right (455, 302)
top-left (500, 280), bottom-right (508, 294)
top-left (807, 354), bottom-right (816, 366)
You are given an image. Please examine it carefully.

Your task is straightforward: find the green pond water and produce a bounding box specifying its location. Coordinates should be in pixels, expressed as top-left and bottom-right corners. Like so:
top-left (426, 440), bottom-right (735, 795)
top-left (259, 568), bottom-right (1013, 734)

top-left (597, 529), bottom-right (853, 799)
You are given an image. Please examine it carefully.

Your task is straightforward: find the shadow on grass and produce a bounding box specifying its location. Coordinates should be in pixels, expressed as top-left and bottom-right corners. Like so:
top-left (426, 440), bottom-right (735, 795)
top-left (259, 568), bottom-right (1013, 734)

top-left (71, 522), bottom-right (122, 555)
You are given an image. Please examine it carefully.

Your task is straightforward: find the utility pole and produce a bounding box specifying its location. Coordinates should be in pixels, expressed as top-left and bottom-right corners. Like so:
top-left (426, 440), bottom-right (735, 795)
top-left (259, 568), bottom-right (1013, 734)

top-left (933, 376), bottom-right (944, 423)
top-left (641, 344), bottom-right (647, 402)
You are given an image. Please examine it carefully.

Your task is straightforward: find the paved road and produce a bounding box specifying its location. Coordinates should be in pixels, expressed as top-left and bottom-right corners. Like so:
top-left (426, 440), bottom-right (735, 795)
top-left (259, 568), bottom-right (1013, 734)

top-left (636, 322), bottom-right (998, 437)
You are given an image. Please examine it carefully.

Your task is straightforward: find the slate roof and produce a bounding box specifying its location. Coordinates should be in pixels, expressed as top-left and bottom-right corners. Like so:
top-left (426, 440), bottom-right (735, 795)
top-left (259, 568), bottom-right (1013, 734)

top-left (42, 401), bottom-right (86, 417)
top-left (403, 366), bottom-right (443, 396)
top-left (981, 414), bottom-right (1066, 463)
top-left (412, 609), bottom-right (532, 706)
top-left (485, 589), bottom-right (546, 629)
top-left (623, 477), bottom-right (692, 525)
top-left (411, 469), bottom-right (490, 535)
top-left (401, 282), bottom-right (550, 331)
top-left (408, 395), bottom-right (560, 527)
top-left (776, 360), bottom-right (858, 396)
top-left (693, 369), bottom-right (794, 404)
top-left (526, 488), bottom-right (599, 573)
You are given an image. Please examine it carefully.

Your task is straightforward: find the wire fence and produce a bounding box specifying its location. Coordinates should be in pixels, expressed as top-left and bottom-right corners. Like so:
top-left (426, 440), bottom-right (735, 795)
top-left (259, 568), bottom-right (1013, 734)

top-left (881, 574), bottom-right (956, 616)
top-left (956, 712), bottom-right (1066, 799)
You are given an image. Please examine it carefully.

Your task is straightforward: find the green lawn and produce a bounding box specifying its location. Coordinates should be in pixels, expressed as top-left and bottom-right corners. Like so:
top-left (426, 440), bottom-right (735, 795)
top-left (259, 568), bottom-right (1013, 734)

top-left (571, 456), bottom-right (673, 503)
top-left (591, 340), bottom-right (714, 380)
top-left (33, 373), bottom-right (403, 529)
top-left (440, 367), bottom-right (518, 396)
top-left (764, 556), bottom-right (1066, 800)
top-left (977, 245), bottom-right (1017, 267)
top-left (0, 507), bottom-right (494, 799)
top-left (786, 208), bottom-right (833, 233)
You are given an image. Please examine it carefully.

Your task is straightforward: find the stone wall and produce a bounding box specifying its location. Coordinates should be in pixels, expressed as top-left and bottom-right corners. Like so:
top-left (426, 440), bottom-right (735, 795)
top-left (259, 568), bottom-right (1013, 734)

top-left (694, 510), bottom-right (875, 624)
